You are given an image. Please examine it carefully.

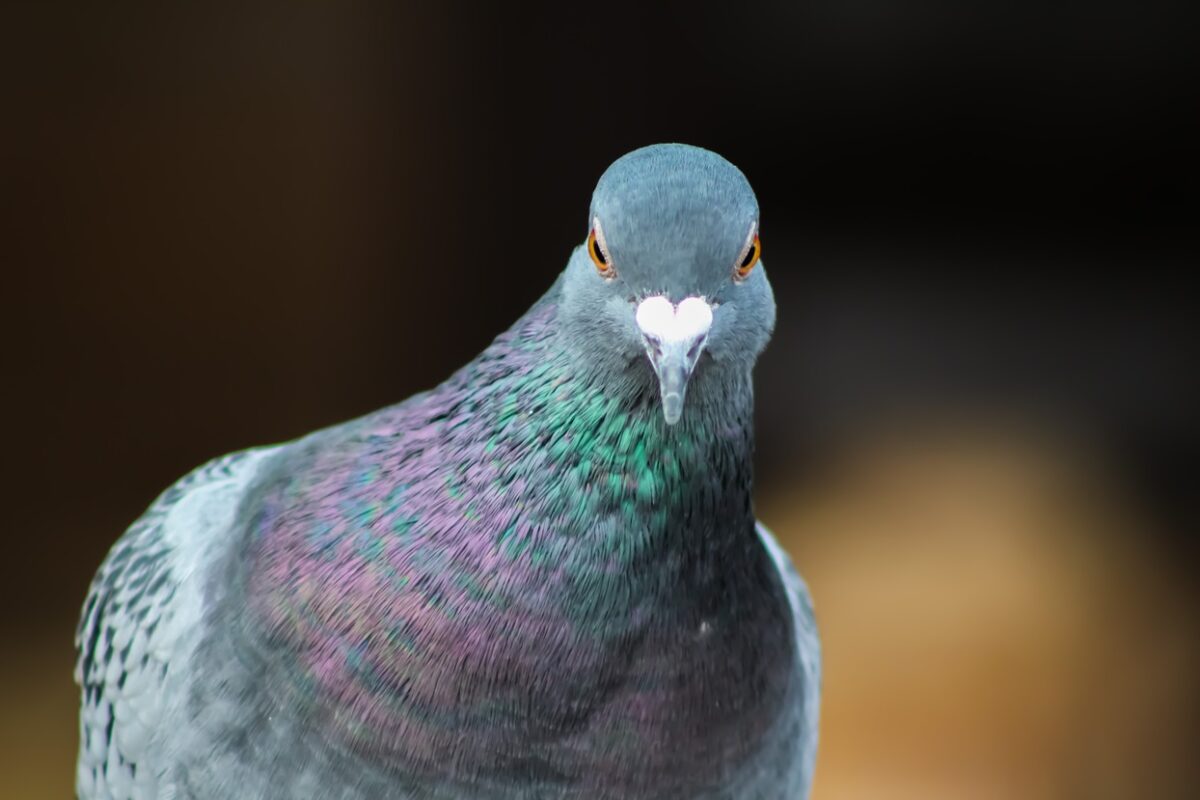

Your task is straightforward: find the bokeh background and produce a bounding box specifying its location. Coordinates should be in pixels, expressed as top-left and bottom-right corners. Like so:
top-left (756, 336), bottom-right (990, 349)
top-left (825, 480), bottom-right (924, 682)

top-left (2, 1), bottom-right (1196, 797)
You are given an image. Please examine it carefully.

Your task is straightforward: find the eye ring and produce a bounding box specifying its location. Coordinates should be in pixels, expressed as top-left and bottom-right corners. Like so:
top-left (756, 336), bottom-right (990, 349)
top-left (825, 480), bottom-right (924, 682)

top-left (734, 226), bottom-right (761, 281)
top-left (588, 218), bottom-right (615, 278)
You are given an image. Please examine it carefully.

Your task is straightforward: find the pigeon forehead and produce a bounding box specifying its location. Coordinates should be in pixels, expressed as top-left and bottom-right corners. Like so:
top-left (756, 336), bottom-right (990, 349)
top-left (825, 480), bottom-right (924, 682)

top-left (589, 144), bottom-right (759, 236)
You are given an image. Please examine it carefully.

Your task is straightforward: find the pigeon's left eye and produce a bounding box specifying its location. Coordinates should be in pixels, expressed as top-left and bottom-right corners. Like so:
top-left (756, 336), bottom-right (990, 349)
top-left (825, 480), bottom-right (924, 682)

top-left (735, 234), bottom-right (761, 280)
top-left (588, 221), bottom-right (614, 278)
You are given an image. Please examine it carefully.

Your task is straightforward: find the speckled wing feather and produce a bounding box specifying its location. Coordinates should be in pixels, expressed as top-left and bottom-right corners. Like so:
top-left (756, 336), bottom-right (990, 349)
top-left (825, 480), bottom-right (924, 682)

top-left (756, 522), bottom-right (821, 796)
top-left (75, 448), bottom-right (276, 800)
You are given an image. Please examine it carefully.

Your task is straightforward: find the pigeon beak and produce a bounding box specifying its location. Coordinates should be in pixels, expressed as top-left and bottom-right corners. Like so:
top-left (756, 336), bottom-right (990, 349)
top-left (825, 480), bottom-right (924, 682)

top-left (635, 295), bottom-right (713, 426)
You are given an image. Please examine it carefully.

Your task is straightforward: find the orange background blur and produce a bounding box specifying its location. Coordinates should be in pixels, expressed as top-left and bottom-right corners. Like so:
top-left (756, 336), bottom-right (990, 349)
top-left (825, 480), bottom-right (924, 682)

top-left (2, 2), bottom-right (1196, 798)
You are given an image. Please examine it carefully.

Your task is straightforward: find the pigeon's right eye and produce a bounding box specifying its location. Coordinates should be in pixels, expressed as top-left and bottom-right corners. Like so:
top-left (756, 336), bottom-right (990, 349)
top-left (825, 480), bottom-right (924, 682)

top-left (588, 220), bottom-right (615, 278)
top-left (734, 223), bottom-right (761, 282)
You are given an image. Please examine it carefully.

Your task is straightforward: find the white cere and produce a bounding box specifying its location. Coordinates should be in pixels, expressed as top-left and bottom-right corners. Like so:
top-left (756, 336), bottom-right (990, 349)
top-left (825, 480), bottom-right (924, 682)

top-left (635, 295), bottom-right (713, 344)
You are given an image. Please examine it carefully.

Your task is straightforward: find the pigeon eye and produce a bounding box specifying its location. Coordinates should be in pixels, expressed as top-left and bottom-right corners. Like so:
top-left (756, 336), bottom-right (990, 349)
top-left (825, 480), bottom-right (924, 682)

top-left (735, 234), bottom-right (761, 281)
top-left (587, 220), bottom-right (615, 278)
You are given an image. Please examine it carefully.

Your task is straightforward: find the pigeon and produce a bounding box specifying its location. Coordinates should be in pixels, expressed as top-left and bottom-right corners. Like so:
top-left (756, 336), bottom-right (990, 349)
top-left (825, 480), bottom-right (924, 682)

top-left (75, 143), bottom-right (821, 800)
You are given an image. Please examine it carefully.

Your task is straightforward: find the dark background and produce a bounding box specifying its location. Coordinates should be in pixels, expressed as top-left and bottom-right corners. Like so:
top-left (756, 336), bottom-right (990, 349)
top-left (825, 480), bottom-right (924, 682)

top-left (2, 2), bottom-right (1196, 797)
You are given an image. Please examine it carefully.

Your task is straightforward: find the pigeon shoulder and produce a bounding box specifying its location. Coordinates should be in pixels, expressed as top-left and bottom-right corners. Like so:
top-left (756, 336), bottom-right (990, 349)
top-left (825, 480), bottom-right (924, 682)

top-left (756, 520), bottom-right (821, 797)
top-left (74, 445), bottom-right (279, 800)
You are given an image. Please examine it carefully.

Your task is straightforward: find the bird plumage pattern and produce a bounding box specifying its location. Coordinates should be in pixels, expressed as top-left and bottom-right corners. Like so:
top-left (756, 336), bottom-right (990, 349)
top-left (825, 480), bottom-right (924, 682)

top-left (76, 144), bottom-right (820, 799)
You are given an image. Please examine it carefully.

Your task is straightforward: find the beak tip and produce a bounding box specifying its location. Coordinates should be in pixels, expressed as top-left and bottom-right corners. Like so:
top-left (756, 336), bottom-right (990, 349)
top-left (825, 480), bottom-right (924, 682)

top-left (661, 393), bottom-right (684, 425)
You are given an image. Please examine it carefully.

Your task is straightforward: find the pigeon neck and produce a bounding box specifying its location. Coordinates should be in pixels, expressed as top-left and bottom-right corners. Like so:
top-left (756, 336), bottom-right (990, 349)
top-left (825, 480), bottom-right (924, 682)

top-left (503, 312), bottom-right (761, 589)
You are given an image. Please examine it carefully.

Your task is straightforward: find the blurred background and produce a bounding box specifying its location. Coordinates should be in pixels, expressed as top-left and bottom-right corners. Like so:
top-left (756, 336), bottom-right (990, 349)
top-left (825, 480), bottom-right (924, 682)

top-left (2, 1), bottom-right (1196, 797)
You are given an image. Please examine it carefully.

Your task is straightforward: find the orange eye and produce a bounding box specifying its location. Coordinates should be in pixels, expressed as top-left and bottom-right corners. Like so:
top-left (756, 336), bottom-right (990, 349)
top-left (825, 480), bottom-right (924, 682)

top-left (735, 234), bottom-right (761, 280)
top-left (587, 225), bottom-right (614, 278)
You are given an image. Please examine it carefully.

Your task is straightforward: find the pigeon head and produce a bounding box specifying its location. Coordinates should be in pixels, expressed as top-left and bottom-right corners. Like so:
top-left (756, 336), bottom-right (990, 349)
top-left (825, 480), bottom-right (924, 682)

top-left (560, 143), bottom-right (776, 425)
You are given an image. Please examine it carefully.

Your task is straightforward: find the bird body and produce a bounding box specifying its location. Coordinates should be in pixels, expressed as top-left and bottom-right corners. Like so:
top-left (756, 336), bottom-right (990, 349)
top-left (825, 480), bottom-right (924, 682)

top-left (77, 145), bottom-right (820, 799)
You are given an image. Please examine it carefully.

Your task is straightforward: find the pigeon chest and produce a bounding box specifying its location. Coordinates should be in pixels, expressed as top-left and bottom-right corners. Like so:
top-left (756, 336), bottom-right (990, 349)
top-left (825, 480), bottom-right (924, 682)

top-left (371, 562), bottom-right (796, 796)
